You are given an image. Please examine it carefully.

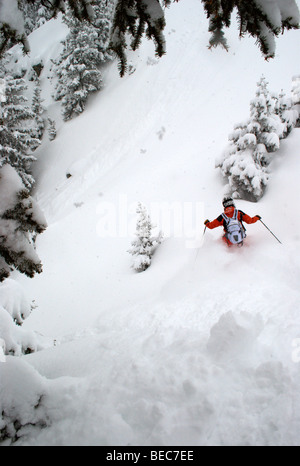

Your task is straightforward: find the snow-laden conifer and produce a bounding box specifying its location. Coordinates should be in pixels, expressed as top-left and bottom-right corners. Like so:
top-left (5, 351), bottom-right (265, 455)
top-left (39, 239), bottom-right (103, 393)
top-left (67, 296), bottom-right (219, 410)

top-left (31, 81), bottom-right (45, 140)
top-left (216, 76), bottom-right (284, 202)
top-left (274, 90), bottom-right (298, 139)
top-left (54, 12), bottom-right (107, 121)
top-left (0, 164), bottom-right (47, 281)
top-left (128, 202), bottom-right (163, 272)
top-left (47, 118), bottom-right (57, 141)
top-left (216, 125), bottom-right (270, 202)
top-left (248, 76), bottom-right (284, 156)
top-left (92, 0), bottom-right (115, 62)
top-left (0, 73), bottom-right (40, 188)
top-left (18, 0), bottom-right (52, 35)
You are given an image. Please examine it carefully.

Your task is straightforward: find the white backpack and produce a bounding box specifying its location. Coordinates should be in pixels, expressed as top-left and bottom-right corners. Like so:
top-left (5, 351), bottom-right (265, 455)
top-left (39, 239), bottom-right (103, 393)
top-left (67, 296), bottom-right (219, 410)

top-left (222, 209), bottom-right (246, 244)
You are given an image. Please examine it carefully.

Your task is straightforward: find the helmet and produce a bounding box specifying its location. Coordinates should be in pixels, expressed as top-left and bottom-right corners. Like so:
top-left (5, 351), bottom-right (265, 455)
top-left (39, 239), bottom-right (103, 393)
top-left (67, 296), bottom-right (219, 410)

top-left (222, 197), bottom-right (235, 208)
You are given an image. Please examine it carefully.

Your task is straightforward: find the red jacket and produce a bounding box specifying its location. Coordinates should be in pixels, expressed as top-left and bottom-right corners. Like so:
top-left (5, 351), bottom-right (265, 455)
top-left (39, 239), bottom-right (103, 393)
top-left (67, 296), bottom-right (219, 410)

top-left (206, 206), bottom-right (260, 232)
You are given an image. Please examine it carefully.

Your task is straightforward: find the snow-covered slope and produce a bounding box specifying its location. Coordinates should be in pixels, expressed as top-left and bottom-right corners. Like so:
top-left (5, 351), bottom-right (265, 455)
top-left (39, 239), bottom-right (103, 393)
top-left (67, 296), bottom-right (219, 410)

top-left (8, 0), bottom-right (300, 445)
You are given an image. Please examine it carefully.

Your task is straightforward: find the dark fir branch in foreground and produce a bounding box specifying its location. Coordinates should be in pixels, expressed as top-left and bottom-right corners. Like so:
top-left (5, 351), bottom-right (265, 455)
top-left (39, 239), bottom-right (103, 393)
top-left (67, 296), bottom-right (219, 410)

top-left (0, 1), bottom-right (299, 76)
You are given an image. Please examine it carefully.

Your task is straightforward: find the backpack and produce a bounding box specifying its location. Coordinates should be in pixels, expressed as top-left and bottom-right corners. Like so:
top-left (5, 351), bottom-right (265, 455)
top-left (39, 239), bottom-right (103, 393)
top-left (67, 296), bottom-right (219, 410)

top-left (222, 209), bottom-right (246, 244)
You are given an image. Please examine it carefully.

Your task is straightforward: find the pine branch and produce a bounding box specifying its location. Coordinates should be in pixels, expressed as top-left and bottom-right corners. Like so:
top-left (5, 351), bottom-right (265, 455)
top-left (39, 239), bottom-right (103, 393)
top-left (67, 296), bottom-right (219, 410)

top-left (110, 0), bottom-right (168, 76)
top-left (202, 0), bottom-right (300, 59)
top-left (1, 0), bottom-right (299, 69)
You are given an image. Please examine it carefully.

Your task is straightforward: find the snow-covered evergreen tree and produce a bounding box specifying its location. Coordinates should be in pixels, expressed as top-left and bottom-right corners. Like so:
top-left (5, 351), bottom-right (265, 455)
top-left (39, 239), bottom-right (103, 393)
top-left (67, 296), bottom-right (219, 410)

top-left (18, 0), bottom-right (36, 36)
top-left (274, 90), bottom-right (298, 139)
top-left (47, 118), bottom-right (57, 141)
top-left (31, 81), bottom-right (45, 140)
top-left (0, 164), bottom-right (47, 282)
top-left (54, 14), bottom-right (105, 121)
top-left (216, 76), bottom-right (284, 202)
top-left (0, 72), bottom-right (40, 188)
top-left (216, 122), bottom-right (270, 202)
top-left (92, 0), bottom-right (115, 61)
top-left (248, 76), bottom-right (284, 157)
top-left (292, 75), bottom-right (300, 105)
top-left (18, 0), bottom-right (52, 35)
top-left (128, 202), bottom-right (163, 273)
top-left (36, 3), bottom-right (53, 29)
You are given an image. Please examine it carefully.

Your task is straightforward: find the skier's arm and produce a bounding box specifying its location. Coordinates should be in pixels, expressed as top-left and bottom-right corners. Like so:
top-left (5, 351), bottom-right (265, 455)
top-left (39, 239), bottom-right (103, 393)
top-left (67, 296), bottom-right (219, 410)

top-left (239, 211), bottom-right (261, 224)
top-left (204, 215), bottom-right (224, 229)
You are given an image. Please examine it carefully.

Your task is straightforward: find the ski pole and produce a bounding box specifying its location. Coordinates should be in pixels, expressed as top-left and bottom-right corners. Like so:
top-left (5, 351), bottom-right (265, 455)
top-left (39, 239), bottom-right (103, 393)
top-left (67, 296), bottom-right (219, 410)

top-left (194, 226), bottom-right (206, 264)
top-left (260, 219), bottom-right (282, 244)
top-left (200, 225), bottom-right (207, 246)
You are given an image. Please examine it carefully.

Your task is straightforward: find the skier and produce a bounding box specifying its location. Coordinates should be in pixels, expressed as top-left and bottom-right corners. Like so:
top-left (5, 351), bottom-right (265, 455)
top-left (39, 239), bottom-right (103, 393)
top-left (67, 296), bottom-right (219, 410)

top-left (204, 197), bottom-right (261, 246)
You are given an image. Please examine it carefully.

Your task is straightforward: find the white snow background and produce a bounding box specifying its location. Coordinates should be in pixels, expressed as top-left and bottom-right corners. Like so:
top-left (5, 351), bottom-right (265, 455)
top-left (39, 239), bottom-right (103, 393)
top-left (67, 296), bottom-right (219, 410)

top-left (1, 0), bottom-right (300, 446)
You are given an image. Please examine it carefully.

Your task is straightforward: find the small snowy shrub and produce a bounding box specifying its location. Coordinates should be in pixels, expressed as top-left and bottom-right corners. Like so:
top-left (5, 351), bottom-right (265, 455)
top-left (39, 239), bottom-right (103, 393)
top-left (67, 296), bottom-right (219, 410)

top-left (0, 357), bottom-right (48, 444)
top-left (128, 202), bottom-right (163, 272)
top-left (0, 279), bottom-right (32, 325)
top-left (0, 279), bottom-right (50, 444)
top-left (0, 305), bottom-right (37, 356)
top-left (0, 279), bottom-right (37, 356)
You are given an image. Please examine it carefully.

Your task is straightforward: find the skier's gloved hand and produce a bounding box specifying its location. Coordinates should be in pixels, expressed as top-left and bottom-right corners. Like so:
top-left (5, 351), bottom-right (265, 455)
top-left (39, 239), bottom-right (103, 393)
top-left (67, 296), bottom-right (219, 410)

top-left (255, 215), bottom-right (261, 220)
top-left (204, 219), bottom-right (210, 225)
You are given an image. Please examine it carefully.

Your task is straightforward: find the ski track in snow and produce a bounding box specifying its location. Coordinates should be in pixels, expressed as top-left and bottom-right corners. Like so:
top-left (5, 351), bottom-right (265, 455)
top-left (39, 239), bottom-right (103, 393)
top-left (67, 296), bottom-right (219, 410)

top-left (5, 0), bottom-right (300, 446)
